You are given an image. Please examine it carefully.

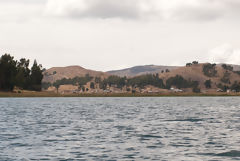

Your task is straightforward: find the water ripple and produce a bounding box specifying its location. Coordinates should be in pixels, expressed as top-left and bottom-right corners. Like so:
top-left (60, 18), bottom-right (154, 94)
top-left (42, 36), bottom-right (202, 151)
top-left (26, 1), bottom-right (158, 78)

top-left (0, 97), bottom-right (240, 160)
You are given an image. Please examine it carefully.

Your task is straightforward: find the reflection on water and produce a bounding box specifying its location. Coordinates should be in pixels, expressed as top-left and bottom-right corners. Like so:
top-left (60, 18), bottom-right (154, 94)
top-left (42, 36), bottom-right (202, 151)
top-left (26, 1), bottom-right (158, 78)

top-left (0, 97), bottom-right (240, 160)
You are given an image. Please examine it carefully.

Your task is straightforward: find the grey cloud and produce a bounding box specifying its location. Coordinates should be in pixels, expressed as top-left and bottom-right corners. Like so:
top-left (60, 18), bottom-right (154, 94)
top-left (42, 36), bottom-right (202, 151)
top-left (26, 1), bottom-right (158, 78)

top-left (172, 5), bottom-right (223, 21)
top-left (45, 0), bottom-right (240, 21)
top-left (46, 0), bottom-right (142, 19)
top-left (45, 0), bottom-right (154, 19)
top-left (173, 0), bottom-right (240, 21)
top-left (71, 0), bottom-right (140, 19)
top-left (0, 0), bottom-right (47, 4)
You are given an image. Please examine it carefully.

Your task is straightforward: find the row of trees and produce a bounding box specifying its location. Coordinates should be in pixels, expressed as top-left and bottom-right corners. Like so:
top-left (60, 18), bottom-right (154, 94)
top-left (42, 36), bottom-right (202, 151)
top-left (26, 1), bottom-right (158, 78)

top-left (49, 73), bottom-right (201, 92)
top-left (0, 54), bottom-right (43, 91)
top-left (51, 74), bottom-right (93, 92)
top-left (217, 81), bottom-right (240, 92)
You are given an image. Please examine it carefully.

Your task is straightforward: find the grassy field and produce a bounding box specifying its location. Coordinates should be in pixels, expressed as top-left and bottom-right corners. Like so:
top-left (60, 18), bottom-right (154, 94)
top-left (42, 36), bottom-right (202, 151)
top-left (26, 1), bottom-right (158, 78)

top-left (0, 91), bottom-right (240, 97)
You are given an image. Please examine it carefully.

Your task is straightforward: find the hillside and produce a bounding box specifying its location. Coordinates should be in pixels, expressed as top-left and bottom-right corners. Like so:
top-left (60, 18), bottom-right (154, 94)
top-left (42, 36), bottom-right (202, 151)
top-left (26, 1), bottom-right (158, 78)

top-left (158, 63), bottom-right (240, 89)
top-left (42, 63), bottom-right (240, 94)
top-left (43, 66), bottom-right (108, 83)
top-left (107, 65), bottom-right (178, 77)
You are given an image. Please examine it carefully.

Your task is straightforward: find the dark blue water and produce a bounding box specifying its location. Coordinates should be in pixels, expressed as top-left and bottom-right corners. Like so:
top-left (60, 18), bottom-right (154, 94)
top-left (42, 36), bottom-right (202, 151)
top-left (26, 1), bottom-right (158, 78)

top-left (0, 97), bottom-right (240, 160)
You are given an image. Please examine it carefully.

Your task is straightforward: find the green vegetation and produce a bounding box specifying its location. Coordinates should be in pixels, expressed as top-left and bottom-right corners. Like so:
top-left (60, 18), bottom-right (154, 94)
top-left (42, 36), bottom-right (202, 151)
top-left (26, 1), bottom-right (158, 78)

top-left (221, 72), bottom-right (231, 84)
top-left (204, 79), bottom-right (212, 89)
top-left (217, 81), bottom-right (240, 92)
top-left (50, 73), bottom-right (202, 92)
top-left (0, 54), bottom-right (43, 91)
top-left (52, 74), bottom-right (93, 92)
top-left (192, 86), bottom-right (201, 93)
top-left (103, 75), bottom-right (126, 89)
top-left (186, 63), bottom-right (192, 67)
top-left (186, 61), bottom-right (198, 67)
top-left (165, 75), bottom-right (199, 89)
top-left (234, 71), bottom-right (240, 75)
top-left (231, 81), bottom-right (240, 92)
top-left (222, 64), bottom-right (233, 71)
top-left (90, 82), bottom-right (95, 89)
top-left (42, 82), bottom-right (52, 90)
top-left (192, 61), bottom-right (199, 65)
top-left (127, 74), bottom-right (164, 89)
top-left (203, 63), bottom-right (217, 77)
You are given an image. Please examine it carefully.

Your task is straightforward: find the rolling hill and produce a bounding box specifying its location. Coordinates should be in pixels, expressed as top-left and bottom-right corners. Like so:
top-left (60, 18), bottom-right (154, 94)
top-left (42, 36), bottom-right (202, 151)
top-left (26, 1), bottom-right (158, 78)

top-left (107, 65), bottom-right (179, 77)
top-left (42, 65), bottom-right (108, 83)
top-left (42, 63), bottom-right (240, 93)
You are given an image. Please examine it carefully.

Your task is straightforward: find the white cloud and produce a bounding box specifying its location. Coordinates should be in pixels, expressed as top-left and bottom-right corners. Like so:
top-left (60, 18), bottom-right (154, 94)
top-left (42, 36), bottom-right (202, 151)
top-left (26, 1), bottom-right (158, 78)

top-left (208, 44), bottom-right (240, 65)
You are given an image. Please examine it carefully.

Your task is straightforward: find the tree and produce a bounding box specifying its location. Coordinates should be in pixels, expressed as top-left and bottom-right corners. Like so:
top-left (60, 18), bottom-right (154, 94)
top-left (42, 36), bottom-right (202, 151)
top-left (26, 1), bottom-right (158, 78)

top-left (166, 75), bottom-right (190, 89)
top-left (186, 63), bottom-right (192, 67)
top-left (0, 54), bottom-right (17, 91)
top-left (0, 54), bottom-right (44, 92)
top-left (203, 63), bottom-right (217, 77)
top-left (192, 87), bottom-right (201, 93)
top-left (15, 58), bottom-right (30, 89)
top-left (222, 64), bottom-right (233, 71)
top-left (82, 86), bottom-right (85, 92)
top-left (95, 77), bottom-right (101, 83)
top-left (127, 74), bottom-right (164, 89)
top-left (90, 82), bottom-right (95, 89)
top-left (231, 81), bottom-right (240, 92)
top-left (29, 60), bottom-right (43, 91)
top-left (204, 79), bottom-right (212, 89)
top-left (217, 83), bottom-right (229, 92)
top-left (42, 82), bottom-right (52, 90)
top-left (53, 81), bottom-right (61, 93)
top-left (221, 72), bottom-right (231, 84)
top-left (192, 61), bottom-right (199, 65)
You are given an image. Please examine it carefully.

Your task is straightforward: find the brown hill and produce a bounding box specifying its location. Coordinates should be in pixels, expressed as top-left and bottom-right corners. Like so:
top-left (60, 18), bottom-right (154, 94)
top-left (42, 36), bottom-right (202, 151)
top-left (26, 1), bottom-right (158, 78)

top-left (159, 63), bottom-right (240, 89)
top-left (43, 65), bottom-right (108, 83)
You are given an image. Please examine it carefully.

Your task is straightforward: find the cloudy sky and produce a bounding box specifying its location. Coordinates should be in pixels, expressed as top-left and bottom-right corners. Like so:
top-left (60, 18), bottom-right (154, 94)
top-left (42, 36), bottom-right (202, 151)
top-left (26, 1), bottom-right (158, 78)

top-left (1, 0), bottom-right (240, 71)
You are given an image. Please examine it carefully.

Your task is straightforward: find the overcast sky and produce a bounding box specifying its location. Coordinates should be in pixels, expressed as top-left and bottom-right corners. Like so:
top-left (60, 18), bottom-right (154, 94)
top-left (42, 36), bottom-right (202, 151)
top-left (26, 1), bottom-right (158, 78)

top-left (1, 0), bottom-right (240, 71)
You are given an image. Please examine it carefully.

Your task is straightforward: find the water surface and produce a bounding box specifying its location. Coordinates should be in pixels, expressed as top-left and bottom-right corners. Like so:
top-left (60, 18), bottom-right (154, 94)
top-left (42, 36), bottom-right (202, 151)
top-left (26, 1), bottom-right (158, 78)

top-left (0, 97), bottom-right (240, 160)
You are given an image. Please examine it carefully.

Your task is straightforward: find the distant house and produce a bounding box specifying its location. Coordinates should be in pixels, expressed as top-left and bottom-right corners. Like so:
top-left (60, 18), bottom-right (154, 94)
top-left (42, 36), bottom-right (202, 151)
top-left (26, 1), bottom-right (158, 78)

top-left (217, 89), bottom-right (224, 92)
top-left (170, 87), bottom-right (183, 93)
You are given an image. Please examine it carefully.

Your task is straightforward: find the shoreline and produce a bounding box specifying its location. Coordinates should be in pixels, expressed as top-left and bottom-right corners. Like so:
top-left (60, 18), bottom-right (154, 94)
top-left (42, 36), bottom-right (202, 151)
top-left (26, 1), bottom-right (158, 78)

top-left (0, 91), bottom-right (240, 97)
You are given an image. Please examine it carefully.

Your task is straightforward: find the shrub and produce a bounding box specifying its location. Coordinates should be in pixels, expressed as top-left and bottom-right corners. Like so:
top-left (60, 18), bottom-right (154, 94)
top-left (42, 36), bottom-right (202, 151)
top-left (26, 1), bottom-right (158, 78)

top-left (192, 87), bottom-right (201, 93)
top-left (221, 64), bottom-right (233, 71)
top-left (90, 82), bottom-right (95, 89)
top-left (203, 63), bottom-right (217, 77)
top-left (231, 81), bottom-right (240, 92)
top-left (192, 61), bottom-right (199, 65)
top-left (204, 79), bottom-right (212, 88)
top-left (217, 83), bottom-right (229, 92)
top-left (221, 72), bottom-right (231, 84)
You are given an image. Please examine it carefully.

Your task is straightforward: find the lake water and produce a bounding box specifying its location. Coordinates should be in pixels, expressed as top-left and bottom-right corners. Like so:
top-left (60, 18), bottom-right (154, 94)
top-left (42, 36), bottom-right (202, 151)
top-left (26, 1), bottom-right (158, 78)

top-left (0, 97), bottom-right (240, 161)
